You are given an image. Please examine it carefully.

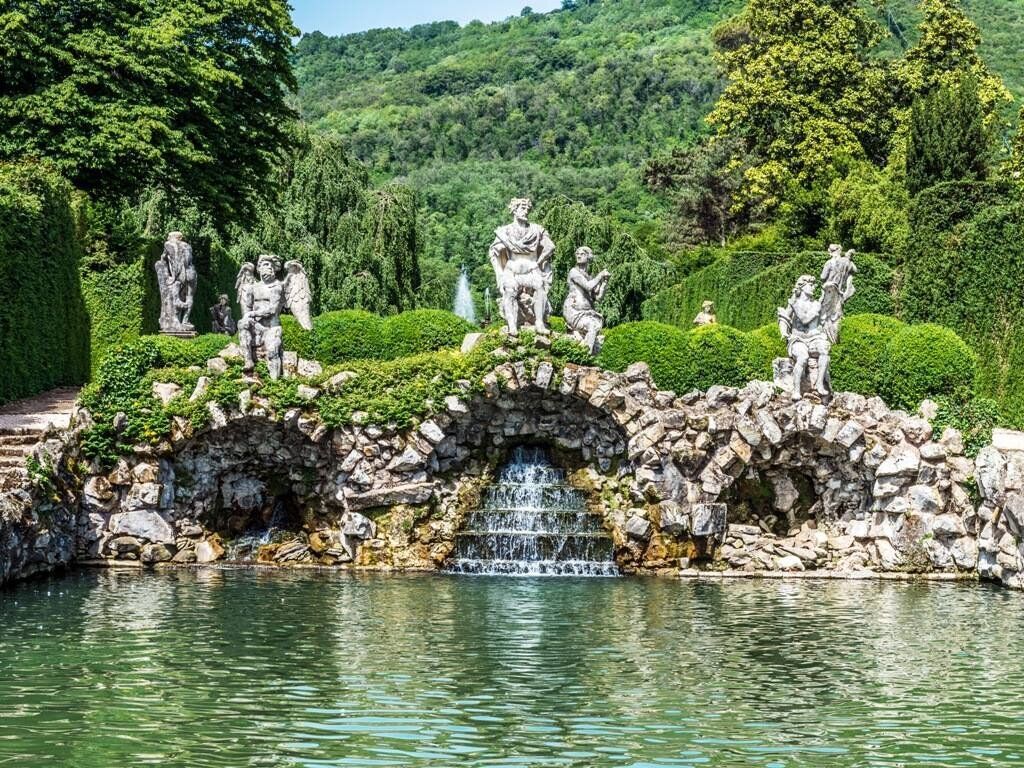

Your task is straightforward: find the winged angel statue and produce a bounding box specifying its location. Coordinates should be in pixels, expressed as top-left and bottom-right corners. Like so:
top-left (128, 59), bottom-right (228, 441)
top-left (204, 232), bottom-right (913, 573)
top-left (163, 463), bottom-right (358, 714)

top-left (235, 255), bottom-right (313, 380)
top-left (777, 245), bottom-right (857, 402)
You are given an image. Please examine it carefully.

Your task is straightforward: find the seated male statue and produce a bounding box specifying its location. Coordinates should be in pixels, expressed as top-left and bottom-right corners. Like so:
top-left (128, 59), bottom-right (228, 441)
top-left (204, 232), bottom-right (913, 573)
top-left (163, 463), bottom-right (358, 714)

top-left (488, 197), bottom-right (556, 337)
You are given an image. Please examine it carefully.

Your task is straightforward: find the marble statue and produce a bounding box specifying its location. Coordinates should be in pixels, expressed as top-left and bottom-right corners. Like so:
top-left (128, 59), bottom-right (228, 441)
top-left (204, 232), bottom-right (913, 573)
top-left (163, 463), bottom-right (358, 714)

top-left (209, 295), bottom-right (236, 335)
top-left (156, 232), bottom-right (197, 335)
top-left (488, 198), bottom-right (556, 337)
top-left (693, 301), bottom-right (718, 326)
top-left (563, 246), bottom-right (611, 354)
top-left (236, 255), bottom-right (313, 380)
top-left (776, 246), bottom-right (856, 402)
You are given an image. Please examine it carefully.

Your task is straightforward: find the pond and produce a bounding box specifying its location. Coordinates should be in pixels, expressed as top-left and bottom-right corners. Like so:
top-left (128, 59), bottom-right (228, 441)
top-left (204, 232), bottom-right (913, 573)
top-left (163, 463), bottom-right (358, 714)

top-left (1, 570), bottom-right (1022, 767)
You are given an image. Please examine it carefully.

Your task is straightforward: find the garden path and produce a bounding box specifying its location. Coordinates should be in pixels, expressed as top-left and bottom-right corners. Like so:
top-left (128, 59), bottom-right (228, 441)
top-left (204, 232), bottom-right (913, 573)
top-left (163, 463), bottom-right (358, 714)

top-left (0, 388), bottom-right (79, 489)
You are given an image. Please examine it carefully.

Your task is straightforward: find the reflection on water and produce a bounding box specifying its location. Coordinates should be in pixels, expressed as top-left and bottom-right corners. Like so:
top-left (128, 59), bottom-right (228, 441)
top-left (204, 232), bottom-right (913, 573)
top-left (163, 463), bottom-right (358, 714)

top-left (1, 570), bottom-right (1023, 767)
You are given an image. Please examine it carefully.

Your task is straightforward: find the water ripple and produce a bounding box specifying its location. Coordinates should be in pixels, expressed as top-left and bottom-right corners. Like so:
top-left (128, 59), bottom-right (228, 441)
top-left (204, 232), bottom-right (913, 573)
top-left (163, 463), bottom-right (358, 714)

top-left (1, 571), bottom-right (1023, 767)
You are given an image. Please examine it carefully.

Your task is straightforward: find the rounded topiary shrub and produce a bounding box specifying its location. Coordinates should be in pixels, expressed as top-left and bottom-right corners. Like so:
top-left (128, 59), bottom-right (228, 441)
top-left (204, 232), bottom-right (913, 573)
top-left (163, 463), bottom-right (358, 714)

top-left (678, 324), bottom-right (753, 392)
top-left (281, 315), bottom-right (315, 360)
top-left (312, 310), bottom-right (387, 364)
top-left (831, 314), bottom-right (906, 397)
top-left (743, 323), bottom-right (787, 381)
top-left (381, 310), bottom-right (474, 359)
top-left (880, 323), bottom-right (977, 411)
top-left (596, 321), bottom-right (689, 392)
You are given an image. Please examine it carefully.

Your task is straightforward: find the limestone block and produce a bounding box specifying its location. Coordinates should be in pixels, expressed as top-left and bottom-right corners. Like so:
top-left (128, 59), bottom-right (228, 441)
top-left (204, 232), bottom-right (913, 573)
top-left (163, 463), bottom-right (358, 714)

top-left (992, 429), bottom-right (1024, 452)
top-left (151, 382), bottom-right (182, 405)
top-left (109, 510), bottom-right (175, 545)
top-left (690, 503), bottom-right (727, 539)
top-left (875, 443), bottom-right (920, 477)
top-left (658, 501), bottom-right (689, 537)
top-left (195, 538), bottom-right (225, 563)
top-left (776, 554), bottom-right (805, 571)
top-left (207, 357), bottom-right (229, 374)
top-left (624, 515), bottom-right (652, 541)
top-left (344, 482), bottom-right (437, 511)
top-left (835, 421), bottom-right (865, 448)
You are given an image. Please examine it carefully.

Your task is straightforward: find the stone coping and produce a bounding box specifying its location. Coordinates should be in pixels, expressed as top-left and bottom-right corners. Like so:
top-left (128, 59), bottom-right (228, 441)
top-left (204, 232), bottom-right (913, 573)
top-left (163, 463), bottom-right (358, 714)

top-left (681, 569), bottom-right (975, 582)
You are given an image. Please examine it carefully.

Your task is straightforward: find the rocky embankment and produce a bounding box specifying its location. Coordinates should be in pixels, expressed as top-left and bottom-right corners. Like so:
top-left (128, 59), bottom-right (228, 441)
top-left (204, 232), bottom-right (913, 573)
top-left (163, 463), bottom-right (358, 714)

top-left (4, 351), bottom-right (1024, 589)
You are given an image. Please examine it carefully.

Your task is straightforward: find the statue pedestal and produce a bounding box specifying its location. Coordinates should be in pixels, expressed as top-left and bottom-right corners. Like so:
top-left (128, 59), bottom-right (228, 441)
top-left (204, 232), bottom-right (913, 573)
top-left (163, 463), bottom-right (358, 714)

top-left (161, 330), bottom-right (197, 339)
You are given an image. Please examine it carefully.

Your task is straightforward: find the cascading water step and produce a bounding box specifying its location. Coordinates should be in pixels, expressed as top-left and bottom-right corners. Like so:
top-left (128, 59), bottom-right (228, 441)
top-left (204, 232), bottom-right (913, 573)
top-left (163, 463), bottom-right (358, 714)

top-left (446, 445), bottom-right (619, 577)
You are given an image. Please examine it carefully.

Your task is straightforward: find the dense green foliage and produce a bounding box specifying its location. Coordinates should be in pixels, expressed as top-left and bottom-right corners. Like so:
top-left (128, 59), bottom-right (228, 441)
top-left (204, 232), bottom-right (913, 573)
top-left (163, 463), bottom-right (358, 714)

top-left (0, 163), bottom-right (90, 404)
top-left (906, 76), bottom-right (991, 196)
top-left (830, 314), bottom-right (906, 396)
top-left (642, 250), bottom-right (894, 331)
top-left (0, 0), bottom-right (298, 227)
top-left (880, 324), bottom-right (978, 411)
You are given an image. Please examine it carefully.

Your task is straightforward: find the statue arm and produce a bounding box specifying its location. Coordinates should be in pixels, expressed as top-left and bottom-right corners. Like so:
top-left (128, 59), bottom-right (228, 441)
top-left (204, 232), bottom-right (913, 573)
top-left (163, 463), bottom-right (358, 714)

top-left (538, 229), bottom-right (555, 268)
top-left (488, 238), bottom-right (506, 283)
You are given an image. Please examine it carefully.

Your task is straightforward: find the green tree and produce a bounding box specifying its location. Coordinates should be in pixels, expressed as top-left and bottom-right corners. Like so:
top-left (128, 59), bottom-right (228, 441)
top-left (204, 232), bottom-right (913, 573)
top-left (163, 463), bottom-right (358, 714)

top-left (0, 0), bottom-right (298, 226)
top-left (897, 0), bottom-right (1012, 130)
top-left (906, 75), bottom-right (991, 196)
top-left (705, 0), bottom-right (891, 209)
top-left (645, 137), bottom-right (753, 247)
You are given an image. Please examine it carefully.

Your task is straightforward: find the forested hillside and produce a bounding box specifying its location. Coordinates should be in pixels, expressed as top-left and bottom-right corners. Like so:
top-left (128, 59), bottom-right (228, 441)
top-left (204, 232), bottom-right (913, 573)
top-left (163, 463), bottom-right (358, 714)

top-left (294, 0), bottom-right (1024, 302)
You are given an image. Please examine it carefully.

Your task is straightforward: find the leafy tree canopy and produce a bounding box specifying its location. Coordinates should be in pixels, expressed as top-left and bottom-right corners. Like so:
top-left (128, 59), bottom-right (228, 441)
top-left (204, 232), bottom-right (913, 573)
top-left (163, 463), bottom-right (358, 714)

top-left (0, 0), bottom-right (298, 227)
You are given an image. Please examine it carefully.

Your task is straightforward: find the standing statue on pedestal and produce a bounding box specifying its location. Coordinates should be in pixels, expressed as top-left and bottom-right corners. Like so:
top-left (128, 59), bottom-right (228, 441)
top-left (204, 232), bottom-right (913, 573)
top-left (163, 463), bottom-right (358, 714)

top-left (156, 232), bottom-right (197, 335)
top-left (776, 246), bottom-right (856, 402)
top-left (236, 256), bottom-right (313, 380)
top-left (209, 294), bottom-right (236, 335)
top-left (563, 247), bottom-right (610, 355)
top-left (488, 198), bottom-right (555, 338)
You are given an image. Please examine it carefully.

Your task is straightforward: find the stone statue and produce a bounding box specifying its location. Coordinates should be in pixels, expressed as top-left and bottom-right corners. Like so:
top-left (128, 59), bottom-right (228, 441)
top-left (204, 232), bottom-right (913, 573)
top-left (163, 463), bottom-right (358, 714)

top-left (488, 197), bottom-right (556, 338)
top-left (155, 232), bottom-right (197, 335)
top-left (563, 246), bottom-right (610, 354)
top-left (209, 294), bottom-right (236, 335)
top-left (236, 255), bottom-right (313, 380)
top-left (776, 246), bottom-right (856, 402)
top-left (694, 300), bottom-right (718, 326)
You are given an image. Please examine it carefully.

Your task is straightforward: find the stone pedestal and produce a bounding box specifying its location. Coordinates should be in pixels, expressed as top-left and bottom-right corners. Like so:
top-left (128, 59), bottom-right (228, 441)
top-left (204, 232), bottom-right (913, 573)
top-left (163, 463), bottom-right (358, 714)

top-left (161, 330), bottom-right (197, 339)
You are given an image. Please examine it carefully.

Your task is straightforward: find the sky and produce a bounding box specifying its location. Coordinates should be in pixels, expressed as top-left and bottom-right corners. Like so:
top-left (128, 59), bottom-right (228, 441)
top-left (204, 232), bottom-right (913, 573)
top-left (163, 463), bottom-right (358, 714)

top-left (290, 0), bottom-right (563, 36)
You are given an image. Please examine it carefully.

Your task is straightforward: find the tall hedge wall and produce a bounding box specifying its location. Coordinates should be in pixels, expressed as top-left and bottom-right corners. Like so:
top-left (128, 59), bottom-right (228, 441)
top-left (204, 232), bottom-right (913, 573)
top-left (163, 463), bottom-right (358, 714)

top-left (901, 185), bottom-right (1024, 426)
top-left (643, 249), bottom-right (895, 331)
top-left (0, 163), bottom-right (90, 404)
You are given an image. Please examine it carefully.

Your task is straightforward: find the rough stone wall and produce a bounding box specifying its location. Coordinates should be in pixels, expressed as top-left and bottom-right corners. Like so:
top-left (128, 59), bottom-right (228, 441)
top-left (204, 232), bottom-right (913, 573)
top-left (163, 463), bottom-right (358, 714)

top-left (61, 359), bottom-right (986, 580)
top-left (975, 432), bottom-right (1024, 589)
top-left (0, 437), bottom-right (78, 586)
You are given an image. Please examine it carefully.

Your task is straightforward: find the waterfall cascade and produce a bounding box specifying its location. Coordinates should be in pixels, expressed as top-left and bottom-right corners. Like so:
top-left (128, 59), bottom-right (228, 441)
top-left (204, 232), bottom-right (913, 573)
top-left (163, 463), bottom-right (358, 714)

top-left (447, 446), bottom-right (619, 576)
top-left (453, 268), bottom-right (476, 324)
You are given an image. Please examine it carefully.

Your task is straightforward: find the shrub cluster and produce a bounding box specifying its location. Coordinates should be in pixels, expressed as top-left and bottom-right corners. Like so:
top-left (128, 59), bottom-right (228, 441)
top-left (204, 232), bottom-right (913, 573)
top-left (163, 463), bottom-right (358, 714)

top-left (282, 308), bottom-right (472, 365)
top-left (597, 316), bottom-right (977, 410)
top-left (0, 163), bottom-right (90, 404)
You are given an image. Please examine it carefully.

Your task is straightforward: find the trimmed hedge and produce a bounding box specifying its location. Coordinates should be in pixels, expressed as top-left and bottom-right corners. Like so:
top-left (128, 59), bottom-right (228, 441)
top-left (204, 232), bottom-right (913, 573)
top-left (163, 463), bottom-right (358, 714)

top-left (743, 323), bottom-right (786, 381)
top-left (81, 261), bottom-right (146, 375)
top-left (643, 249), bottom-right (895, 331)
top-left (679, 324), bottom-right (755, 392)
top-left (831, 314), bottom-right (905, 397)
top-left (380, 309), bottom-right (473, 360)
top-left (596, 321), bottom-right (690, 392)
top-left (880, 324), bottom-right (977, 412)
top-left (0, 163), bottom-right (90, 404)
top-left (310, 310), bottom-right (385, 363)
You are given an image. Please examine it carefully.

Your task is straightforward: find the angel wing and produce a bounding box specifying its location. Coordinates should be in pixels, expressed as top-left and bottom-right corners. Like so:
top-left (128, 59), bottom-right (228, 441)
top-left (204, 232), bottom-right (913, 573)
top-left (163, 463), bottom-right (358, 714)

top-left (283, 261), bottom-right (313, 331)
top-left (235, 262), bottom-right (256, 310)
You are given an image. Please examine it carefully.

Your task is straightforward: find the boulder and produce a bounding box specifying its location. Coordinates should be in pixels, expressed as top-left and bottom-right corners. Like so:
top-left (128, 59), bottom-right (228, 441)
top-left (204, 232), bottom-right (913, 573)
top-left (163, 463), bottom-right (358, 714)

top-left (690, 503), bottom-right (727, 539)
top-left (624, 515), bottom-right (653, 541)
top-left (195, 538), bottom-right (225, 564)
top-left (109, 510), bottom-right (175, 544)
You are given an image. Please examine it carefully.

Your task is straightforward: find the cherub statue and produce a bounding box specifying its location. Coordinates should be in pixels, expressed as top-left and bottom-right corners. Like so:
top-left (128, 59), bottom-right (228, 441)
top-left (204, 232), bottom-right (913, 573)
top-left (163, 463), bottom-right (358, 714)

top-left (209, 294), bottom-right (236, 335)
top-left (156, 232), bottom-right (197, 334)
top-left (235, 255), bottom-right (313, 380)
top-left (488, 197), bottom-right (556, 338)
top-left (693, 300), bottom-right (718, 326)
top-left (777, 247), bottom-right (856, 402)
top-left (563, 246), bottom-right (611, 354)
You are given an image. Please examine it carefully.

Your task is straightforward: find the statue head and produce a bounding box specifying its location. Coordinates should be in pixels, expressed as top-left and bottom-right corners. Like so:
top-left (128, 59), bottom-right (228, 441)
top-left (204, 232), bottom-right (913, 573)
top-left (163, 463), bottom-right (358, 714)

top-left (794, 274), bottom-right (817, 299)
top-left (702, 300), bottom-right (715, 313)
top-left (575, 246), bottom-right (594, 266)
top-left (167, 231), bottom-right (184, 243)
top-left (257, 254), bottom-right (281, 281)
top-left (828, 243), bottom-right (842, 257)
top-left (217, 294), bottom-right (229, 305)
top-left (509, 197), bottom-right (533, 220)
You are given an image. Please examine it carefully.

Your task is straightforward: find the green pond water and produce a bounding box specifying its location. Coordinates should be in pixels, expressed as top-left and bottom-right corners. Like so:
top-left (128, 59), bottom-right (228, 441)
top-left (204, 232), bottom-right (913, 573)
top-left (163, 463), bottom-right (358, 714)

top-left (1, 570), bottom-right (1022, 768)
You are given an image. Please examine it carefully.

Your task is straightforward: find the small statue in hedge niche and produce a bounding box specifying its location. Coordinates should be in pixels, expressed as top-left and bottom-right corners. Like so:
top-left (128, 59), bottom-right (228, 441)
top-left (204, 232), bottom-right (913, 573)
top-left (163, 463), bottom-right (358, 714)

top-left (488, 197), bottom-right (556, 338)
top-left (776, 247), bottom-right (856, 402)
top-left (236, 256), bottom-right (313, 380)
top-left (209, 294), bottom-right (236, 335)
top-left (693, 300), bottom-right (718, 326)
top-left (563, 246), bottom-right (611, 354)
top-left (156, 231), bottom-right (197, 335)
